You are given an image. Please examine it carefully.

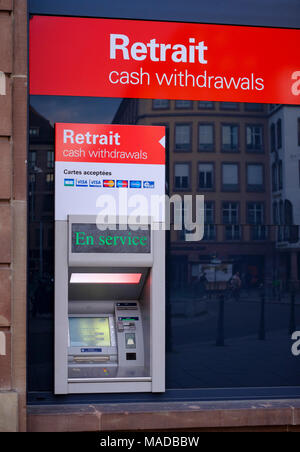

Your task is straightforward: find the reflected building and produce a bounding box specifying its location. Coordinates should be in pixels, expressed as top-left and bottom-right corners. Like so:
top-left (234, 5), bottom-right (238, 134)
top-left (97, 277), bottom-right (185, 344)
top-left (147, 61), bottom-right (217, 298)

top-left (269, 104), bottom-right (300, 287)
top-left (28, 106), bottom-right (55, 288)
top-left (114, 99), bottom-right (275, 292)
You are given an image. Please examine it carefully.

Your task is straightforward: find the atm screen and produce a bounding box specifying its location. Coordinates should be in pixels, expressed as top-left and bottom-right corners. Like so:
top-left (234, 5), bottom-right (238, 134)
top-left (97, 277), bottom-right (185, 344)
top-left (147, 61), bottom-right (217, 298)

top-left (69, 317), bottom-right (111, 347)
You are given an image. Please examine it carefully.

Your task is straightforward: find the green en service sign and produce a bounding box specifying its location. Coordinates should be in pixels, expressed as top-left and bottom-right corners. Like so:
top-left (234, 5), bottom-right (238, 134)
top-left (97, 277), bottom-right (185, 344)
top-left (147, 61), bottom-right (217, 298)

top-left (72, 224), bottom-right (151, 254)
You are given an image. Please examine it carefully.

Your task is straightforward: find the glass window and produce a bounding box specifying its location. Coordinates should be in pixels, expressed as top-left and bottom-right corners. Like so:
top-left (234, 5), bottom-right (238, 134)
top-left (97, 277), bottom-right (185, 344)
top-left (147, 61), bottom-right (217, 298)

top-left (29, 127), bottom-right (39, 137)
top-left (175, 124), bottom-right (191, 151)
top-left (175, 100), bottom-right (192, 109)
top-left (198, 163), bottom-right (214, 189)
top-left (247, 164), bottom-right (264, 191)
top-left (248, 203), bottom-right (264, 225)
top-left (270, 123), bottom-right (276, 152)
top-left (222, 202), bottom-right (239, 224)
top-left (204, 202), bottom-right (214, 224)
top-left (152, 99), bottom-right (169, 109)
top-left (28, 92), bottom-right (300, 397)
top-left (198, 124), bottom-right (214, 151)
top-left (246, 125), bottom-right (263, 152)
top-left (273, 202), bottom-right (279, 225)
top-left (29, 151), bottom-right (36, 169)
top-left (278, 160), bottom-right (283, 190)
top-left (220, 102), bottom-right (238, 110)
top-left (277, 118), bottom-right (282, 148)
top-left (272, 162), bottom-right (278, 191)
top-left (222, 125), bottom-right (238, 151)
top-left (174, 163), bottom-right (189, 189)
top-left (244, 103), bottom-right (264, 111)
top-left (225, 225), bottom-right (241, 240)
top-left (251, 225), bottom-right (268, 240)
top-left (222, 163), bottom-right (239, 191)
top-left (198, 101), bottom-right (214, 109)
top-left (47, 151), bottom-right (54, 169)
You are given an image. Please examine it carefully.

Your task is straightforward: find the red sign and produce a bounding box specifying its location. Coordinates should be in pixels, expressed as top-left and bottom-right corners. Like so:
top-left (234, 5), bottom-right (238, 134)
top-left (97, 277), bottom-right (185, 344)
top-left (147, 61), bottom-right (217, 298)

top-left (55, 123), bottom-right (165, 165)
top-left (30, 16), bottom-right (300, 104)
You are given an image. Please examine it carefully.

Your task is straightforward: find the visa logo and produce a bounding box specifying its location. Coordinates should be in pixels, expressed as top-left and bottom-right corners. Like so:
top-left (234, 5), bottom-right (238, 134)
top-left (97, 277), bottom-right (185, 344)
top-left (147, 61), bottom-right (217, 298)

top-left (76, 179), bottom-right (88, 187)
top-left (103, 180), bottom-right (115, 188)
top-left (89, 180), bottom-right (102, 187)
top-left (64, 178), bottom-right (74, 187)
top-left (143, 181), bottom-right (155, 189)
top-left (130, 180), bottom-right (142, 189)
top-left (116, 180), bottom-right (128, 188)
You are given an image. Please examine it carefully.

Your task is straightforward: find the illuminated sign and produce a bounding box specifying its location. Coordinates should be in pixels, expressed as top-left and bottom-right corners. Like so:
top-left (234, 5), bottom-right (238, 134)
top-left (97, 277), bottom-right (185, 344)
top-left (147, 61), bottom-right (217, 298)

top-left (55, 123), bottom-right (165, 221)
top-left (71, 223), bottom-right (151, 254)
top-left (30, 16), bottom-right (300, 104)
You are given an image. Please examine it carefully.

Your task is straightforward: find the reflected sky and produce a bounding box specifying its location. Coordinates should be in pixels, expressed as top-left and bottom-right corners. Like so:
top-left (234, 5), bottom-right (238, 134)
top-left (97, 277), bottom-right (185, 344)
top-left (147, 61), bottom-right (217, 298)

top-left (30, 96), bottom-right (122, 126)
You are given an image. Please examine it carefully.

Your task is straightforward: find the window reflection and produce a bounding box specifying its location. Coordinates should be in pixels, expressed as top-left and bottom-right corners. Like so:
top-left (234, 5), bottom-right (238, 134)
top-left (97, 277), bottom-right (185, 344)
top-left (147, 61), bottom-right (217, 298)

top-left (28, 96), bottom-right (300, 392)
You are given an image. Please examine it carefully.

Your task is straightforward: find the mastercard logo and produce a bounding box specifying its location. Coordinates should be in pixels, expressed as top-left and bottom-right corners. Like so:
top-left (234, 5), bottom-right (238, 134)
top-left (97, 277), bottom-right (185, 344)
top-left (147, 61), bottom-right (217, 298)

top-left (103, 180), bottom-right (115, 188)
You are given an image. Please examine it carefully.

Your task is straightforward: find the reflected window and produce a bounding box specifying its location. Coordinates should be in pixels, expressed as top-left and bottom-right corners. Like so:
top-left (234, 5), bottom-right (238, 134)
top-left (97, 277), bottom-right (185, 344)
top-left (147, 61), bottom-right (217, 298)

top-left (203, 202), bottom-right (216, 240)
top-left (174, 163), bottom-right (190, 190)
top-left (47, 151), bottom-right (54, 169)
top-left (246, 125), bottom-right (263, 152)
top-left (272, 162), bottom-right (278, 191)
top-left (225, 225), bottom-right (241, 241)
top-left (175, 100), bottom-right (192, 109)
top-left (273, 201), bottom-right (279, 225)
top-left (247, 163), bottom-right (264, 192)
top-left (198, 163), bottom-right (214, 190)
top-left (247, 202), bottom-right (264, 225)
top-left (29, 127), bottom-right (39, 137)
top-left (222, 124), bottom-right (238, 152)
top-left (251, 225), bottom-right (268, 240)
top-left (198, 101), bottom-right (214, 109)
top-left (244, 103), bottom-right (264, 112)
top-left (278, 160), bottom-right (283, 190)
top-left (220, 102), bottom-right (238, 110)
top-left (222, 202), bottom-right (239, 224)
top-left (198, 124), bottom-right (214, 151)
top-left (29, 151), bottom-right (37, 169)
top-left (152, 99), bottom-right (169, 109)
top-left (277, 118), bottom-right (282, 149)
top-left (270, 123), bottom-right (276, 152)
top-left (222, 163), bottom-right (239, 191)
top-left (175, 124), bottom-right (191, 151)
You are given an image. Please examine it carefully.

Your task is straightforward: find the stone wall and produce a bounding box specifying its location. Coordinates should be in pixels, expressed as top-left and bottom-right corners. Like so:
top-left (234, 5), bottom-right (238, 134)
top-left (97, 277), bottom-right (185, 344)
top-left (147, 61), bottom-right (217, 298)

top-left (0, 0), bottom-right (27, 432)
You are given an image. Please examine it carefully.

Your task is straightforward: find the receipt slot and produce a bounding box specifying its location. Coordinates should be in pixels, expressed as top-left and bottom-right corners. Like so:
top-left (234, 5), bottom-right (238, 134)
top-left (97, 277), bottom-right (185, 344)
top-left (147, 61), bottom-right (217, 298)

top-left (54, 215), bottom-right (165, 394)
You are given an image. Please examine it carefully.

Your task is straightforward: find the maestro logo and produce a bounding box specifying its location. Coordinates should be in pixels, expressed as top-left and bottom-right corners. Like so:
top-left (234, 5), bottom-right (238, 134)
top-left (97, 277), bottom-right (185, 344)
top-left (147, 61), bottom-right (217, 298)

top-left (116, 180), bottom-right (128, 188)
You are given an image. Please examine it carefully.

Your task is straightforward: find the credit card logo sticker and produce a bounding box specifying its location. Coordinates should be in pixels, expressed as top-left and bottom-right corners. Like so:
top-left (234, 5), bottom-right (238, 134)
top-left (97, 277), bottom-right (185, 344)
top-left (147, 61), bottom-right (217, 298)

top-left (64, 178), bottom-right (74, 187)
top-left (117, 180), bottom-right (128, 188)
top-left (130, 180), bottom-right (142, 188)
top-left (89, 180), bottom-right (102, 187)
top-left (143, 181), bottom-right (155, 188)
top-left (76, 179), bottom-right (88, 187)
top-left (103, 180), bottom-right (115, 188)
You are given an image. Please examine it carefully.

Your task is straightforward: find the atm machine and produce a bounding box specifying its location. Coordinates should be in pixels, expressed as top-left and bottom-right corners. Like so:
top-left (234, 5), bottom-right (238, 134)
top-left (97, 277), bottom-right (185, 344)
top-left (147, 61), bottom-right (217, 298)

top-left (54, 215), bottom-right (165, 394)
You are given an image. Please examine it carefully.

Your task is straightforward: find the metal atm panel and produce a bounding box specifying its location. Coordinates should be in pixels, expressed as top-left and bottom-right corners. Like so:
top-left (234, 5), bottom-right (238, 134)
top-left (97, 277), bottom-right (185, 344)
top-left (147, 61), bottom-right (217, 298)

top-left (54, 215), bottom-right (165, 394)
